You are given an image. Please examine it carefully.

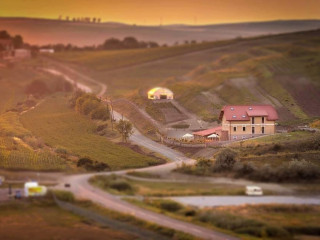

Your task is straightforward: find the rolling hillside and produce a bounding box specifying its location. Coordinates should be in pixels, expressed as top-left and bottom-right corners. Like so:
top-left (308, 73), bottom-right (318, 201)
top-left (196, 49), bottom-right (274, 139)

top-left (1, 17), bottom-right (320, 46)
top-left (49, 29), bottom-right (320, 122)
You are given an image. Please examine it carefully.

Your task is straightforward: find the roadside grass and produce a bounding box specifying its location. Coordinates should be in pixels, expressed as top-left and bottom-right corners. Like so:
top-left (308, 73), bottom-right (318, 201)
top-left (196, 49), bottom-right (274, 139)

top-left (127, 198), bottom-right (320, 240)
top-left (90, 175), bottom-right (246, 197)
top-left (0, 197), bottom-right (141, 240)
top-left (126, 171), bottom-right (161, 179)
top-left (21, 94), bottom-right (161, 169)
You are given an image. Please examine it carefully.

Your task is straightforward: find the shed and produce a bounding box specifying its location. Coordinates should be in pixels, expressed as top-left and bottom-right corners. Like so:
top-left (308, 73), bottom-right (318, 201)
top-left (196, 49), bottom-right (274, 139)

top-left (148, 87), bottom-right (173, 100)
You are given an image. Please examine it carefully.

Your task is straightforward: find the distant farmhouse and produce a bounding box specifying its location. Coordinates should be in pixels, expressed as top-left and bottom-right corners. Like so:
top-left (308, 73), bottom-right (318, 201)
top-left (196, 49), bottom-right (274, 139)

top-left (148, 87), bottom-right (173, 100)
top-left (0, 39), bottom-right (14, 59)
top-left (193, 105), bottom-right (278, 141)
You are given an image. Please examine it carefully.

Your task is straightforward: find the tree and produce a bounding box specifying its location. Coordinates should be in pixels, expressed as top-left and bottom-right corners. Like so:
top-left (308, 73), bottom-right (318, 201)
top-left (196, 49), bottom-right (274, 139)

top-left (214, 148), bottom-right (237, 172)
top-left (81, 99), bottom-right (100, 115)
top-left (0, 30), bottom-right (10, 39)
top-left (103, 38), bottom-right (122, 50)
top-left (90, 105), bottom-right (110, 120)
top-left (122, 36), bottom-right (139, 49)
top-left (115, 119), bottom-right (134, 142)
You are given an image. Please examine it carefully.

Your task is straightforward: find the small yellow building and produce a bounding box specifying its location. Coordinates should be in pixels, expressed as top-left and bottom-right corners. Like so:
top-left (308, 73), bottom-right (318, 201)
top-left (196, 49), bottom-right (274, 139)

top-left (219, 105), bottom-right (278, 141)
top-left (148, 87), bottom-right (173, 100)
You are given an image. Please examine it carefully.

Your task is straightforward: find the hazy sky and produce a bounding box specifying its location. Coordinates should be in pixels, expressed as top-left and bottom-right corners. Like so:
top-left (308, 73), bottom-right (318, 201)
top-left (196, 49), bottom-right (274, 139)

top-left (1, 0), bottom-right (319, 25)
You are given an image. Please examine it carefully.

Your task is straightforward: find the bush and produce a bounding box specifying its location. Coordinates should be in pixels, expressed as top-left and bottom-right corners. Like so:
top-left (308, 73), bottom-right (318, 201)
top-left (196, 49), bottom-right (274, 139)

top-left (233, 162), bottom-right (255, 177)
top-left (214, 148), bottom-right (237, 172)
top-left (110, 181), bottom-right (132, 192)
top-left (54, 190), bottom-right (75, 202)
top-left (90, 105), bottom-right (110, 120)
top-left (159, 200), bottom-right (182, 212)
top-left (81, 99), bottom-right (100, 115)
top-left (77, 157), bottom-right (93, 167)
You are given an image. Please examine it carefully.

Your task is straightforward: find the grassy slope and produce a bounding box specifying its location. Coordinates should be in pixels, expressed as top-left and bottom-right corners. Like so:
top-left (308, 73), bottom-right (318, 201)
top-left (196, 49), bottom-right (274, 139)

top-left (21, 94), bottom-right (160, 169)
top-left (51, 30), bottom-right (320, 121)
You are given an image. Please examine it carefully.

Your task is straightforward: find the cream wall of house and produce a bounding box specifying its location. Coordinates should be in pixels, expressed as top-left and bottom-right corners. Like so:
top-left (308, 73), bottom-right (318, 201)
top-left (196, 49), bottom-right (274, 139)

top-left (221, 116), bottom-right (276, 137)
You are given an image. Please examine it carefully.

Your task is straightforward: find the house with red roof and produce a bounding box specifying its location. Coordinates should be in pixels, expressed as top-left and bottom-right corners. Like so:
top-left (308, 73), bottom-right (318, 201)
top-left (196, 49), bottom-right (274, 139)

top-left (193, 105), bottom-right (278, 141)
top-left (219, 105), bottom-right (278, 141)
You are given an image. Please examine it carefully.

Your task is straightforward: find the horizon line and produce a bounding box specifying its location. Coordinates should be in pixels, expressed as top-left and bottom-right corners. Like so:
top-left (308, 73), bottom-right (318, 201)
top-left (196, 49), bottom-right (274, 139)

top-left (0, 16), bottom-right (320, 27)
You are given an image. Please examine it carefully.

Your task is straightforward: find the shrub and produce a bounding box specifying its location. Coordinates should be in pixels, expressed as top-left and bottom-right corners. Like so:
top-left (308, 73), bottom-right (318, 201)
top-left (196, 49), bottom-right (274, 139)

top-left (55, 147), bottom-right (68, 155)
top-left (159, 200), bottom-right (182, 212)
top-left (77, 157), bottom-right (93, 167)
top-left (90, 105), bottom-right (110, 120)
top-left (265, 226), bottom-right (291, 238)
top-left (54, 190), bottom-right (75, 202)
top-left (77, 157), bottom-right (109, 171)
top-left (110, 180), bottom-right (132, 192)
top-left (214, 148), bottom-right (237, 172)
top-left (81, 99), bottom-right (100, 115)
top-left (233, 162), bottom-right (255, 177)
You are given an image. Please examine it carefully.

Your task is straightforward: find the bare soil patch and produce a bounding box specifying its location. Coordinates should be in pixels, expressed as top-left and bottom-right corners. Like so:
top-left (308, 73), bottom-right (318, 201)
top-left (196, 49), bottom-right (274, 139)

top-left (276, 75), bottom-right (320, 117)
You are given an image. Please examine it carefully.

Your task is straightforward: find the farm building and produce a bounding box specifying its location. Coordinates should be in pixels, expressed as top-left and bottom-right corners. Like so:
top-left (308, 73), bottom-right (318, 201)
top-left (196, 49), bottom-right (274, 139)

top-left (148, 87), bottom-right (173, 100)
top-left (39, 48), bottom-right (55, 54)
top-left (193, 105), bottom-right (278, 141)
top-left (193, 126), bottom-right (222, 141)
top-left (0, 39), bottom-right (14, 59)
top-left (14, 49), bottom-right (31, 58)
top-left (219, 105), bottom-right (278, 141)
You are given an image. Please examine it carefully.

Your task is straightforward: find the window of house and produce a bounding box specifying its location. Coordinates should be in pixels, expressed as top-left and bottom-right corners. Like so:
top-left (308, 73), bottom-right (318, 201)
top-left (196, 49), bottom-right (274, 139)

top-left (262, 117), bottom-right (265, 124)
top-left (252, 127), bottom-right (255, 134)
top-left (252, 117), bottom-right (255, 124)
top-left (243, 126), bottom-right (246, 131)
top-left (233, 126), bottom-right (237, 132)
top-left (242, 136), bottom-right (246, 139)
top-left (233, 136), bottom-right (237, 140)
top-left (262, 127), bottom-right (265, 134)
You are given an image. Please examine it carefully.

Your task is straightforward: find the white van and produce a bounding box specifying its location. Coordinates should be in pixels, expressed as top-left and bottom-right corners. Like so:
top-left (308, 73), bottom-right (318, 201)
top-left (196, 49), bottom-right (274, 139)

top-left (245, 186), bottom-right (263, 196)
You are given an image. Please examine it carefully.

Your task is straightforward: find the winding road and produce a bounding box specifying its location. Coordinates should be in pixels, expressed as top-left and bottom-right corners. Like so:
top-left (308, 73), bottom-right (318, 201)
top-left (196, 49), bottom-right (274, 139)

top-left (45, 63), bottom-right (238, 240)
top-left (45, 60), bottom-right (319, 240)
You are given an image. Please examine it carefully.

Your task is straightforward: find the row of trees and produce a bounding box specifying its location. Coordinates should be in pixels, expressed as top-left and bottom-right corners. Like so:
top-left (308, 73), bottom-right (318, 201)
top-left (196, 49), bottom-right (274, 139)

top-left (58, 16), bottom-right (102, 23)
top-left (101, 37), bottom-right (159, 50)
top-left (31, 36), bottom-right (159, 52)
top-left (70, 91), bottom-right (110, 121)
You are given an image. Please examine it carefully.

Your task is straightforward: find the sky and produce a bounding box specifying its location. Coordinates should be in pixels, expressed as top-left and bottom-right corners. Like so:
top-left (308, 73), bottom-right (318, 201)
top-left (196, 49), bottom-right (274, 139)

top-left (0, 0), bottom-right (319, 25)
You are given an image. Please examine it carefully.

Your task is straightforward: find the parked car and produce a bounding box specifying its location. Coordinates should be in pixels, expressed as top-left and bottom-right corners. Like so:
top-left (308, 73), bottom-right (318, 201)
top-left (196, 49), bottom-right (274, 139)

top-left (245, 186), bottom-right (263, 196)
top-left (64, 183), bottom-right (71, 188)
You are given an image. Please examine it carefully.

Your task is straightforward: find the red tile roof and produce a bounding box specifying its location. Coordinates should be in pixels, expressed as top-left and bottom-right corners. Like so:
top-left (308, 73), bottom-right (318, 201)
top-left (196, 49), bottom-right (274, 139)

top-left (219, 105), bottom-right (278, 121)
top-left (193, 126), bottom-right (222, 136)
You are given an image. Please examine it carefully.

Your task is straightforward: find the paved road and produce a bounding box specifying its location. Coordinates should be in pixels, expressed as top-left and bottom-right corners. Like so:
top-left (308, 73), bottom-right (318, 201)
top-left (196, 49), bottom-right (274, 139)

top-left (57, 172), bottom-right (237, 240)
top-left (170, 196), bottom-right (320, 208)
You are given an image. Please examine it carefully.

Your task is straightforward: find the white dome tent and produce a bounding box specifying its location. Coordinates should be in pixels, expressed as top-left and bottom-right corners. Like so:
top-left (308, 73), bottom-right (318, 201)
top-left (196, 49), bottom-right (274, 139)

top-left (148, 87), bottom-right (173, 100)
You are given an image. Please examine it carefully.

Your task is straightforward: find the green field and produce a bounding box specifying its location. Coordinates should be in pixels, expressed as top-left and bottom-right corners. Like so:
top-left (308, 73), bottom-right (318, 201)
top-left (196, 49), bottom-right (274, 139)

top-left (21, 94), bottom-right (161, 169)
top-left (52, 40), bottom-right (235, 71)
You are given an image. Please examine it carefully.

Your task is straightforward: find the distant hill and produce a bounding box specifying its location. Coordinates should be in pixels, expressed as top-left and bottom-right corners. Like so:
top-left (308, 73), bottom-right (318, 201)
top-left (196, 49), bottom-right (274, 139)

top-left (0, 17), bottom-right (320, 46)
